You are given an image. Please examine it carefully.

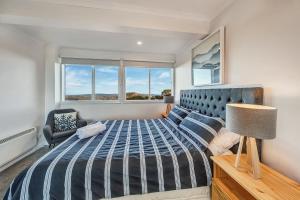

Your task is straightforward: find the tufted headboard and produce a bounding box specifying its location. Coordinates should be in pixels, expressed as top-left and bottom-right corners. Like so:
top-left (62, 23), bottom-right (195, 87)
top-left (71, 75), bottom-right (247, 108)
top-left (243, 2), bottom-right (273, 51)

top-left (179, 87), bottom-right (264, 156)
top-left (180, 87), bottom-right (263, 120)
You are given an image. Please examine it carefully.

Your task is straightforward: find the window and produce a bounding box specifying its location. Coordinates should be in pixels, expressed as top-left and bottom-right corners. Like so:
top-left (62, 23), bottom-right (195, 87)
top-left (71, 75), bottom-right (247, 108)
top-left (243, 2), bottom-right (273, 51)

top-left (65, 64), bottom-right (93, 100)
top-left (125, 61), bottom-right (173, 101)
top-left (61, 58), bottom-right (173, 102)
top-left (95, 65), bottom-right (119, 100)
top-left (150, 68), bottom-right (172, 100)
top-left (125, 67), bottom-right (149, 100)
top-left (62, 58), bottom-right (120, 101)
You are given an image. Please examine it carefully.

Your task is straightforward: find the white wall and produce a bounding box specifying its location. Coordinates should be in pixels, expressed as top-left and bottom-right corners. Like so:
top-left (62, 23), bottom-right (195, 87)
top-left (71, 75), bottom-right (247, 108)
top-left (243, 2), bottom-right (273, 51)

top-left (44, 45), bottom-right (60, 114)
top-left (0, 24), bottom-right (45, 140)
top-left (60, 102), bottom-right (165, 120)
top-left (175, 0), bottom-right (300, 182)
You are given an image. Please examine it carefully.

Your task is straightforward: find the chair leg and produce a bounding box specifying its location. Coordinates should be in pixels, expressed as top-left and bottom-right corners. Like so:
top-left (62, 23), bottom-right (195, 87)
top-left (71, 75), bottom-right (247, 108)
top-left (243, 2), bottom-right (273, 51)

top-left (49, 144), bottom-right (52, 148)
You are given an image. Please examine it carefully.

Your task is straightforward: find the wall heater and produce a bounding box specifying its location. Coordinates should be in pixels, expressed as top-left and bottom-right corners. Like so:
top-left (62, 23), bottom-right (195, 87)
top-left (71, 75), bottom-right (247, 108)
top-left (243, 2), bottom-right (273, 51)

top-left (0, 127), bottom-right (37, 168)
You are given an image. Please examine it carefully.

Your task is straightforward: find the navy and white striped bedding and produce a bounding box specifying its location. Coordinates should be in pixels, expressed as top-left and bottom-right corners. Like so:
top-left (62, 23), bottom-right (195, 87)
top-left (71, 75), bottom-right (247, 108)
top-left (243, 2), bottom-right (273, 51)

top-left (179, 111), bottom-right (224, 150)
top-left (5, 118), bottom-right (213, 200)
top-left (167, 105), bottom-right (191, 125)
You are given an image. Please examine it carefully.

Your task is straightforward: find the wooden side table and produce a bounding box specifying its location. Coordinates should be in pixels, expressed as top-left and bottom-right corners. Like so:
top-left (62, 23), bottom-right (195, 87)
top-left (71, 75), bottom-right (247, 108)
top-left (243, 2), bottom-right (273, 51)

top-left (211, 155), bottom-right (300, 200)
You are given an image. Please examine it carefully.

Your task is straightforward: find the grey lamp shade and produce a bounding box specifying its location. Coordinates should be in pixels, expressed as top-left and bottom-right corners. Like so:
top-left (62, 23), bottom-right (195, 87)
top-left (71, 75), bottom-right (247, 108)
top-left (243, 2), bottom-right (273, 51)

top-left (226, 104), bottom-right (277, 139)
top-left (163, 96), bottom-right (174, 104)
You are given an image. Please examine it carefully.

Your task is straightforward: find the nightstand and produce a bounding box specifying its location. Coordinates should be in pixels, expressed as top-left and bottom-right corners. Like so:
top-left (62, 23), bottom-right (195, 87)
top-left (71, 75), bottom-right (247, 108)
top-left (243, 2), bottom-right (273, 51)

top-left (211, 155), bottom-right (300, 200)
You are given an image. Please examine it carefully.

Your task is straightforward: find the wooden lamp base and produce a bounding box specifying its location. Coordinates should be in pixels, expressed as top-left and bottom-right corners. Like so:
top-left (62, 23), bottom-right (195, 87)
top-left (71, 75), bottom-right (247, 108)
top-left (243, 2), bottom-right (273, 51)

top-left (234, 136), bottom-right (261, 179)
top-left (165, 103), bottom-right (172, 115)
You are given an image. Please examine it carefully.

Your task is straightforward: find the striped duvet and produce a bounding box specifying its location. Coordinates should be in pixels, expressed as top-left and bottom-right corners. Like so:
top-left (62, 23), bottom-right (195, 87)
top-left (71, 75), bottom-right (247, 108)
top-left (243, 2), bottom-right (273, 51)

top-left (4, 118), bottom-right (212, 200)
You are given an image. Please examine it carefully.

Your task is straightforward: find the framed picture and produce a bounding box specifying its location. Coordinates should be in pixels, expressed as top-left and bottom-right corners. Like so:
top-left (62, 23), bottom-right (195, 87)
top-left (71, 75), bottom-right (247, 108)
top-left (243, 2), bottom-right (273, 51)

top-left (192, 27), bottom-right (224, 86)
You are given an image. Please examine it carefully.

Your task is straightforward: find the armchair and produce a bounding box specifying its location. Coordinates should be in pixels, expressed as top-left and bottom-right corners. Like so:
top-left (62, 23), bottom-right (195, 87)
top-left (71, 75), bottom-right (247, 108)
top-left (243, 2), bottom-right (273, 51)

top-left (43, 109), bottom-right (87, 147)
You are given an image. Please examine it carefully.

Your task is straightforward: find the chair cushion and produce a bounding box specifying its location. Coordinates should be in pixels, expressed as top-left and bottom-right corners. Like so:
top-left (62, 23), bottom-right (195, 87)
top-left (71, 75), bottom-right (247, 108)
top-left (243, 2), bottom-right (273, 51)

top-left (54, 112), bottom-right (77, 132)
top-left (52, 129), bottom-right (77, 139)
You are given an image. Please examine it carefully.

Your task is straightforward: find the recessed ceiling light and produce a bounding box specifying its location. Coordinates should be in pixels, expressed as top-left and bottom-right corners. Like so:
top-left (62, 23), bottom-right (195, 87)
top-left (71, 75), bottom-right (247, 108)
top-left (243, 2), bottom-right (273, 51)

top-left (137, 41), bottom-right (143, 46)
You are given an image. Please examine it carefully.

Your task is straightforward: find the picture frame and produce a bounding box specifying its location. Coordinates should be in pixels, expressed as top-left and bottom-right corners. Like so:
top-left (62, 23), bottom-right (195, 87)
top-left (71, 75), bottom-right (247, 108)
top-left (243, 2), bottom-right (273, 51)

top-left (191, 27), bottom-right (225, 86)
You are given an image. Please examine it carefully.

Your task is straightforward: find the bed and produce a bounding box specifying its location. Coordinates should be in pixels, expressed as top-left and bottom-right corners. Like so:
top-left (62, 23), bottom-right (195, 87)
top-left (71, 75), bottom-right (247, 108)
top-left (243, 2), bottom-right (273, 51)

top-left (4, 87), bottom-right (263, 200)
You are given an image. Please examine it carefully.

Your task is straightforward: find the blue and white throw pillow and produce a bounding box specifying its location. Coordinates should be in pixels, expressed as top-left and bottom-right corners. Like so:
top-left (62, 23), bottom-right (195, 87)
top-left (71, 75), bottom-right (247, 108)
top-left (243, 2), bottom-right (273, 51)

top-left (179, 111), bottom-right (223, 150)
top-left (54, 112), bottom-right (77, 132)
top-left (167, 105), bottom-right (191, 125)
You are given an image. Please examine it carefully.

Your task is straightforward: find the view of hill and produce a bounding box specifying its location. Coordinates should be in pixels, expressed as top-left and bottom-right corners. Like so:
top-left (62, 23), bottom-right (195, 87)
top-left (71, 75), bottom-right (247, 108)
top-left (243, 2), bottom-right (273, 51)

top-left (126, 92), bottom-right (149, 100)
top-left (65, 89), bottom-right (171, 101)
top-left (65, 94), bottom-right (118, 101)
top-left (126, 90), bottom-right (170, 100)
top-left (96, 94), bottom-right (118, 100)
top-left (65, 94), bottom-right (92, 101)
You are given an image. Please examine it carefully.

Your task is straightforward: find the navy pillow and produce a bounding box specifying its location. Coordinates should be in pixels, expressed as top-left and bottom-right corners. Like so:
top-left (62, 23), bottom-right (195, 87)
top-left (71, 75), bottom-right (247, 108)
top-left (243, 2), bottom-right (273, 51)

top-left (167, 105), bottom-right (191, 125)
top-left (179, 111), bottom-right (223, 150)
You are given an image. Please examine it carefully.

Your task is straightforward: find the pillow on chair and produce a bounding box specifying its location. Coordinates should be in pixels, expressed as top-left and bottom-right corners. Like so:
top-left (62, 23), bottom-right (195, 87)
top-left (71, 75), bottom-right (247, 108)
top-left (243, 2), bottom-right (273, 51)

top-left (54, 112), bottom-right (77, 132)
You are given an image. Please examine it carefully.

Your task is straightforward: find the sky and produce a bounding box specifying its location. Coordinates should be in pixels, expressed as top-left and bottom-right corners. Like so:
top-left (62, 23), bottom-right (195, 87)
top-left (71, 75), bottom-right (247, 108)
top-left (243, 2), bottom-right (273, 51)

top-left (193, 69), bottom-right (212, 85)
top-left (65, 64), bottom-right (172, 95)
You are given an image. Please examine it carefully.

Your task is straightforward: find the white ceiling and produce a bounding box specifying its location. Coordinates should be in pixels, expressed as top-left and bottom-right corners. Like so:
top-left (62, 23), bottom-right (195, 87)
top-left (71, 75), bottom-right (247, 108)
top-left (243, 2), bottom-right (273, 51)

top-left (34, 0), bottom-right (234, 21)
top-left (0, 0), bottom-right (235, 54)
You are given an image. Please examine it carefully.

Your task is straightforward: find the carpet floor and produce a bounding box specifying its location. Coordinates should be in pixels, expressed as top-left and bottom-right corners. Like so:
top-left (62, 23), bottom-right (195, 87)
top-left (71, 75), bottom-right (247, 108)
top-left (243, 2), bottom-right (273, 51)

top-left (0, 146), bottom-right (49, 199)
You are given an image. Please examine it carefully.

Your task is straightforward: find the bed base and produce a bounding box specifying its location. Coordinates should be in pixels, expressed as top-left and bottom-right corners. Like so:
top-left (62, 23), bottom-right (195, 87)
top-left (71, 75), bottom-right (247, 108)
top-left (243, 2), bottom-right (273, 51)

top-left (106, 186), bottom-right (210, 200)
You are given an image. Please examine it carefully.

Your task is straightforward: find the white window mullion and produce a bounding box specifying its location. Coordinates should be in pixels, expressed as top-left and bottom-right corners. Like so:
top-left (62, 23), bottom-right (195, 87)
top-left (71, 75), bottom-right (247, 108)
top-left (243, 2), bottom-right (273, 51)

top-left (172, 68), bottom-right (175, 96)
top-left (61, 64), bottom-right (65, 102)
top-left (120, 59), bottom-right (125, 102)
top-left (148, 68), bottom-right (151, 100)
top-left (92, 65), bottom-right (96, 100)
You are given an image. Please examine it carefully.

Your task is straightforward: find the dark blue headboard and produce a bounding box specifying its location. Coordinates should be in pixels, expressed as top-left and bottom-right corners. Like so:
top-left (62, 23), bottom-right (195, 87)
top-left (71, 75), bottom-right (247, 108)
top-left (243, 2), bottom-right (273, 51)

top-left (179, 87), bottom-right (264, 156)
top-left (180, 87), bottom-right (263, 120)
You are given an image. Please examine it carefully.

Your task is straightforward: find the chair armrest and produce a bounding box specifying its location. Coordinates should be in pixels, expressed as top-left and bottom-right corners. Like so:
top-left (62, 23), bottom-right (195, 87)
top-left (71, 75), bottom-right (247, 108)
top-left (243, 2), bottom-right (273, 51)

top-left (43, 125), bottom-right (52, 134)
top-left (43, 125), bottom-right (53, 143)
top-left (77, 119), bottom-right (88, 128)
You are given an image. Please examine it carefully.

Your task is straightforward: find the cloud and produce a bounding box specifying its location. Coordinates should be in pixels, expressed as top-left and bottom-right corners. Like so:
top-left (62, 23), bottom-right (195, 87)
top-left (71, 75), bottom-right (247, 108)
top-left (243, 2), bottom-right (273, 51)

top-left (126, 77), bottom-right (147, 86)
top-left (65, 67), bottom-right (92, 90)
top-left (96, 80), bottom-right (118, 87)
top-left (66, 81), bottom-right (84, 87)
top-left (153, 81), bottom-right (168, 85)
top-left (65, 70), bottom-right (91, 82)
top-left (158, 72), bottom-right (170, 79)
top-left (96, 67), bottom-right (118, 73)
top-left (66, 71), bottom-right (91, 90)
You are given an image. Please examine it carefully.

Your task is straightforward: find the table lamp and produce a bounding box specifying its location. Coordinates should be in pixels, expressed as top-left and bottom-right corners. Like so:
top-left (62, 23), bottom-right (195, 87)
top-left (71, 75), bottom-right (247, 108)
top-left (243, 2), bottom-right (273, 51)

top-left (163, 96), bottom-right (174, 115)
top-left (226, 104), bottom-right (277, 179)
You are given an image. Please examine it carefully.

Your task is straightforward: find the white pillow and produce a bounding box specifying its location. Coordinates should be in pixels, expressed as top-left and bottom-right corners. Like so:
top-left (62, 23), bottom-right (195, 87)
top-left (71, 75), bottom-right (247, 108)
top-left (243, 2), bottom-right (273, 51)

top-left (76, 122), bottom-right (106, 139)
top-left (208, 128), bottom-right (240, 156)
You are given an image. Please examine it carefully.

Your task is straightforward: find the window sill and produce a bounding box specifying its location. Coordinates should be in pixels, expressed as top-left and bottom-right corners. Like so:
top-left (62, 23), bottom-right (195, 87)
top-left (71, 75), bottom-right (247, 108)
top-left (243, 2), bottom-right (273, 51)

top-left (60, 100), bottom-right (165, 105)
top-left (123, 100), bottom-right (164, 104)
top-left (60, 100), bottom-right (122, 105)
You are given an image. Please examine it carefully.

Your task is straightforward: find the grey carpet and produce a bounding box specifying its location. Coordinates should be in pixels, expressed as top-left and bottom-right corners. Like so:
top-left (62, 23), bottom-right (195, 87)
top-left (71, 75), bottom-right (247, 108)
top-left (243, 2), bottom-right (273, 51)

top-left (0, 146), bottom-right (49, 199)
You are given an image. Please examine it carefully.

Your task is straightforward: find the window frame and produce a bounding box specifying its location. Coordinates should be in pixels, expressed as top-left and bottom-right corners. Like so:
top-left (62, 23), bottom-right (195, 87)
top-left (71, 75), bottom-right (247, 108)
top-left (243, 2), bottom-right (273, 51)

top-left (60, 58), bottom-right (174, 104)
